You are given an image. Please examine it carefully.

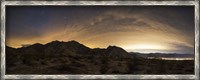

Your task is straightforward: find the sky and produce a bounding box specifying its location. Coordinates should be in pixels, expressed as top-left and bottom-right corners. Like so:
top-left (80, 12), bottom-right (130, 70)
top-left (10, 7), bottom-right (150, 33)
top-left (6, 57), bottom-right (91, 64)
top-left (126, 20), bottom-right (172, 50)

top-left (6, 6), bottom-right (194, 54)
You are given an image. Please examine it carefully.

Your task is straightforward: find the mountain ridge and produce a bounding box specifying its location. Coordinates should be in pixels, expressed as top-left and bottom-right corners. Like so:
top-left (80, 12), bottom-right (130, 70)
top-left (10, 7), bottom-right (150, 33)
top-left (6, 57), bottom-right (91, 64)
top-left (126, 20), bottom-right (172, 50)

top-left (6, 40), bottom-right (194, 74)
top-left (6, 40), bottom-right (194, 58)
top-left (6, 40), bottom-right (134, 58)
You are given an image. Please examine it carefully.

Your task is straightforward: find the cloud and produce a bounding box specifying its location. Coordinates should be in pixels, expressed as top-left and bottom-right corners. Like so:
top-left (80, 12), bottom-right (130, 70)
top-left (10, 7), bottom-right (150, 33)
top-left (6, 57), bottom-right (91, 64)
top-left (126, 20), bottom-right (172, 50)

top-left (6, 6), bottom-right (194, 54)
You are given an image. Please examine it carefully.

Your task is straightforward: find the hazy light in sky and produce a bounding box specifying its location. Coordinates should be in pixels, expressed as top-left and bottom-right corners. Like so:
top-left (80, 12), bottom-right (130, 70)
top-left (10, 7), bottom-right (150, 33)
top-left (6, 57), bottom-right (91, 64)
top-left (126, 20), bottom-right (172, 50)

top-left (125, 44), bottom-right (166, 50)
top-left (6, 6), bottom-right (194, 54)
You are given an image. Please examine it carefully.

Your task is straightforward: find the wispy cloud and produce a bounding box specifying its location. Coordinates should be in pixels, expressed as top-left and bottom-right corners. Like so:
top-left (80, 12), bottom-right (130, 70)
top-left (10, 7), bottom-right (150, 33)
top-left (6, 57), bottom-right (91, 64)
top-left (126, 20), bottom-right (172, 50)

top-left (6, 6), bottom-right (194, 54)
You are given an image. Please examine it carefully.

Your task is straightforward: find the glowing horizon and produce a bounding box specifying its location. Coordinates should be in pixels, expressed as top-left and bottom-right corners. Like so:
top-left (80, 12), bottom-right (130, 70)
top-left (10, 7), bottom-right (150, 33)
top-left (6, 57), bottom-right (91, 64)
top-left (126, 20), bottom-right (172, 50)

top-left (6, 6), bottom-right (194, 54)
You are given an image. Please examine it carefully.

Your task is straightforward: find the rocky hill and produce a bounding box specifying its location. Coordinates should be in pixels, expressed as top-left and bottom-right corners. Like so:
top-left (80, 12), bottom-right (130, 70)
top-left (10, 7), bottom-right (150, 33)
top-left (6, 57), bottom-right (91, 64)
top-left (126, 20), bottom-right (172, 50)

top-left (6, 40), bottom-right (194, 74)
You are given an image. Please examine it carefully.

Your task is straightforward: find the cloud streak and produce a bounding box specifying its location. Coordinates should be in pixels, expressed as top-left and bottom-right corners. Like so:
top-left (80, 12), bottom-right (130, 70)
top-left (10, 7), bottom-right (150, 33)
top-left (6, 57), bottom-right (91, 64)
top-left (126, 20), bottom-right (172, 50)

top-left (6, 6), bottom-right (194, 54)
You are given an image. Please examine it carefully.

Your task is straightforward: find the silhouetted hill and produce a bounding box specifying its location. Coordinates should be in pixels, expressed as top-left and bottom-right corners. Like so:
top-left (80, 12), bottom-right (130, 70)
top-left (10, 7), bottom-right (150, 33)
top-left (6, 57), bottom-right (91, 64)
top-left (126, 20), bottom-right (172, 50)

top-left (104, 46), bottom-right (130, 58)
top-left (10, 40), bottom-right (132, 58)
top-left (42, 40), bottom-right (91, 56)
top-left (6, 40), bottom-right (194, 74)
top-left (88, 46), bottom-right (130, 58)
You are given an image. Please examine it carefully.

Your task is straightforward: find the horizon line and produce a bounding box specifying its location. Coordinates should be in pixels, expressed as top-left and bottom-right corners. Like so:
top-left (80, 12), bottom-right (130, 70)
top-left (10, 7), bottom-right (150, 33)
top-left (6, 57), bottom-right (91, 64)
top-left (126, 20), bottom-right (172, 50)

top-left (5, 40), bottom-right (194, 55)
